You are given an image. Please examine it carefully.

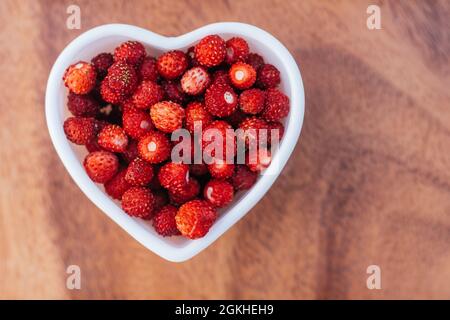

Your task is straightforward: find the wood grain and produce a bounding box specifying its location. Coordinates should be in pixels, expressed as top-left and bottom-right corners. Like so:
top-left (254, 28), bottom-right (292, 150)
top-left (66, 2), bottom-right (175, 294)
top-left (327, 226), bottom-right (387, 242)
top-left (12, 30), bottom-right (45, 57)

top-left (0, 0), bottom-right (449, 299)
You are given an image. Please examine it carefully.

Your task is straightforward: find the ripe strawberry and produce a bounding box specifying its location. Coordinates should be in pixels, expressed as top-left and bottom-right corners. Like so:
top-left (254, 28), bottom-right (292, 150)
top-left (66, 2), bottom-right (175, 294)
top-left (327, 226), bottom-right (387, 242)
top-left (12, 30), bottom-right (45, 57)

top-left (121, 187), bottom-right (154, 218)
top-left (231, 165), bottom-right (257, 190)
top-left (245, 53), bottom-right (264, 72)
top-left (122, 107), bottom-right (153, 139)
top-left (137, 131), bottom-right (171, 164)
top-left (238, 117), bottom-right (269, 147)
top-left (162, 80), bottom-right (187, 104)
top-left (150, 101), bottom-right (185, 133)
top-left (131, 80), bottom-right (164, 109)
top-left (98, 124), bottom-right (129, 153)
top-left (207, 159), bottom-right (235, 179)
top-left (100, 80), bottom-right (126, 104)
top-left (194, 35), bottom-right (226, 67)
top-left (261, 88), bottom-right (290, 121)
top-left (67, 92), bottom-right (99, 117)
top-left (239, 88), bottom-right (265, 115)
top-left (267, 121), bottom-right (285, 144)
top-left (202, 120), bottom-right (236, 160)
top-left (139, 56), bottom-right (158, 82)
top-left (204, 83), bottom-right (238, 117)
top-left (158, 162), bottom-right (190, 191)
top-left (185, 101), bottom-right (213, 133)
top-left (125, 157), bottom-right (154, 186)
top-left (106, 61), bottom-right (138, 95)
top-left (152, 205), bottom-right (181, 237)
top-left (246, 147), bottom-right (272, 172)
top-left (204, 179), bottom-right (234, 208)
top-left (176, 200), bottom-right (217, 239)
top-left (63, 117), bottom-right (100, 145)
top-left (169, 178), bottom-right (200, 205)
top-left (225, 109), bottom-right (248, 128)
top-left (211, 69), bottom-right (231, 86)
top-left (83, 151), bottom-right (119, 183)
top-left (257, 63), bottom-right (280, 89)
top-left (180, 67), bottom-right (210, 95)
top-left (113, 41), bottom-right (146, 66)
top-left (91, 52), bottom-right (113, 79)
top-left (226, 37), bottom-right (249, 64)
top-left (190, 163), bottom-right (209, 176)
top-left (104, 168), bottom-right (131, 200)
top-left (122, 139), bottom-right (139, 163)
top-left (63, 61), bottom-right (97, 94)
top-left (229, 62), bottom-right (256, 90)
top-left (85, 137), bottom-right (103, 153)
top-left (157, 50), bottom-right (188, 80)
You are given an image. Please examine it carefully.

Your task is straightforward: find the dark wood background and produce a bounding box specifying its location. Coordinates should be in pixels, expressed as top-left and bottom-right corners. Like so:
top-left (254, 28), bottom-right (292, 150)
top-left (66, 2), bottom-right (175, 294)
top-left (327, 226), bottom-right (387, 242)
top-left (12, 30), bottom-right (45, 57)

top-left (1, 0), bottom-right (449, 299)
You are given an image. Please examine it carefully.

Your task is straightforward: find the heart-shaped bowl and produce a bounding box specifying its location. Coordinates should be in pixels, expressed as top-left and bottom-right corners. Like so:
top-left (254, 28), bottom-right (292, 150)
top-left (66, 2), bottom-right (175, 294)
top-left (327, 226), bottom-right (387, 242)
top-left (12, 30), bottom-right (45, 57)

top-left (45, 23), bottom-right (304, 262)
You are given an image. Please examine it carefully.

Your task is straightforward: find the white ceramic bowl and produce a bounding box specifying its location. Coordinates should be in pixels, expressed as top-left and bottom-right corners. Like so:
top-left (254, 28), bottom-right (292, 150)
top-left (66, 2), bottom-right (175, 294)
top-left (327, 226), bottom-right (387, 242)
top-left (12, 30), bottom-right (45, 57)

top-left (45, 23), bottom-right (305, 262)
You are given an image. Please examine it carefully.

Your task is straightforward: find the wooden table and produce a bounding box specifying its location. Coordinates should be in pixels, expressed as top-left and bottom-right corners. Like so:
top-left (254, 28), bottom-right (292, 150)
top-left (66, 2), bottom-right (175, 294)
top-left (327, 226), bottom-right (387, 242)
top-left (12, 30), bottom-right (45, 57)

top-left (1, 0), bottom-right (449, 299)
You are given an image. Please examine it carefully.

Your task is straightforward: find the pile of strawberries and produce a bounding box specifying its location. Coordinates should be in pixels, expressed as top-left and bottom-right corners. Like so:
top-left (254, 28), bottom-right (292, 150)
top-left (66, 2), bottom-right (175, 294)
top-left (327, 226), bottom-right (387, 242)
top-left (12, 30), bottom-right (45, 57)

top-left (62, 35), bottom-right (289, 239)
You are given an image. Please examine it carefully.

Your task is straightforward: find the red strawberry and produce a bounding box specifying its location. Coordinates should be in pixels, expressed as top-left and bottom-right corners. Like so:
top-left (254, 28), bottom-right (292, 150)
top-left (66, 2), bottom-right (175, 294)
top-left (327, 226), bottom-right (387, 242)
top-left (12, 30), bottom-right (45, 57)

top-left (211, 69), bottom-right (231, 86)
top-left (139, 56), bottom-right (158, 82)
top-left (91, 52), bottom-right (113, 79)
top-left (245, 53), bottom-right (264, 72)
top-left (239, 88), bottom-right (265, 115)
top-left (204, 179), bottom-right (234, 208)
top-left (63, 117), bottom-right (100, 145)
top-left (162, 80), bottom-right (187, 104)
top-left (122, 107), bottom-right (153, 140)
top-left (229, 62), bottom-right (256, 90)
top-left (158, 162), bottom-right (190, 191)
top-left (114, 41), bottom-right (146, 66)
top-left (261, 88), bottom-right (290, 121)
top-left (85, 137), bottom-right (104, 153)
top-left (122, 139), bottom-right (139, 163)
top-left (157, 50), bottom-right (188, 80)
top-left (257, 63), bottom-right (280, 89)
top-left (202, 120), bottom-right (236, 160)
top-left (190, 163), bottom-right (209, 176)
top-left (180, 67), bottom-right (210, 95)
top-left (150, 101), bottom-right (185, 133)
top-left (106, 61), bottom-right (138, 95)
top-left (238, 117), bottom-right (269, 147)
top-left (125, 158), bottom-right (154, 186)
top-left (185, 101), bottom-right (213, 133)
top-left (131, 80), bottom-right (164, 109)
top-left (104, 168), bottom-right (131, 200)
top-left (137, 131), bottom-right (171, 163)
top-left (169, 178), bottom-right (200, 205)
top-left (267, 121), bottom-right (285, 144)
top-left (100, 80), bottom-right (126, 104)
top-left (67, 92), bottom-right (99, 117)
top-left (83, 151), bottom-right (119, 183)
top-left (231, 165), bottom-right (257, 190)
top-left (225, 37), bottom-right (249, 64)
top-left (121, 187), bottom-right (154, 218)
top-left (246, 147), bottom-right (272, 172)
top-left (207, 159), bottom-right (235, 179)
top-left (176, 200), bottom-right (217, 239)
top-left (194, 35), bottom-right (226, 67)
top-left (152, 205), bottom-right (181, 237)
top-left (204, 83), bottom-right (238, 117)
top-left (98, 124), bottom-right (129, 153)
top-left (63, 61), bottom-right (97, 94)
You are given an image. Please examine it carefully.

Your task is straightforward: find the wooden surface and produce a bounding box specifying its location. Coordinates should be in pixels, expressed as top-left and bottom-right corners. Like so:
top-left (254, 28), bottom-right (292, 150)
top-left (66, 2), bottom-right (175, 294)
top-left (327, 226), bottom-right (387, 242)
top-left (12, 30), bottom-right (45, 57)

top-left (0, 0), bottom-right (449, 299)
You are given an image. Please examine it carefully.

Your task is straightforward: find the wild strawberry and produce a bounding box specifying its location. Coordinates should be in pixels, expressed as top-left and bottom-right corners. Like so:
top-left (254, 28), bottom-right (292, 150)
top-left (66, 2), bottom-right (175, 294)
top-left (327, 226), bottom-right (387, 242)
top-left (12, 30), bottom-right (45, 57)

top-left (169, 178), bottom-right (200, 205)
top-left (83, 151), bottom-right (119, 183)
top-left (225, 109), bottom-right (248, 128)
top-left (261, 88), bottom-right (290, 121)
top-left (137, 131), bottom-right (171, 164)
top-left (139, 56), bottom-right (158, 82)
top-left (85, 137), bottom-right (103, 153)
top-left (122, 107), bottom-right (153, 140)
top-left (100, 80), bottom-right (126, 104)
top-left (246, 147), bottom-right (272, 172)
top-left (245, 53), bottom-right (264, 71)
top-left (238, 117), bottom-right (269, 147)
top-left (225, 37), bottom-right (249, 64)
top-left (131, 80), bottom-right (164, 109)
top-left (176, 200), bottom-right (217, 239)
top-left (204, 83), bottom-right (238, 117)
top-left (122, 139), bottom-right (139, 163)
top-left (125, 158), bottom-right (154, 186)
top-left (208, 159), bottom-right (234, 179)
top-left (257, 64), bottom-right (280, 89)
top-left (229, 62), bottom-right (256, 90)
top-left (98, 124), bottom-right (129, 153)
top-left (194, 35), bottom-right (226, 67)
top-left (63, 61), bottom-right (97, 94)
top-left (91, 53), bottom-right (113, 79)
top-left (202, 120), bottom-right (236, 159)
top-left (121, 187), bottom-right (154, 218)
top-left (162, 80), bottom-right (187, 104)
top-left (106, 61), bottom-right (138, 95)
top-left (63, 117), bottom-right (100, 145)
top-left (185, 101), bottom-right (213, 133)
top-left (190, 163), bottom-right (209, 176)
top-left (150, 101), bottom-right (185, 133)
top-left (152, 205), bottom-right (180, 237)
top-left (114, 41), bottom-right (146, 66)
top-left (104, 168), bottom-right (131, 200)
top-left (180, 67), bottom-right (210, 95)
top-left (157, 50), bottom-right (188, 80)
top-left (239, 88), bottom-right (265, 115)
top-left (67, 92), bottom-right (99, 117)
top-left (267, 121), bottom-right (285, 144)
top-left (204, 179), bottom-right (234, 208)
top-left (158, 162), bottom-right (190, 191)
top-left (231, 165), bottom-right (257, 190)
top-left (211, 69), bottom-right (231, 86)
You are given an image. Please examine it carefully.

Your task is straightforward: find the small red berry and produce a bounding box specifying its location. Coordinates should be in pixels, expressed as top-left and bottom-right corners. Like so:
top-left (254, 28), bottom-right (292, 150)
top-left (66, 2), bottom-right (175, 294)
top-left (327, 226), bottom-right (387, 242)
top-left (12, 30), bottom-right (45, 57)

top-left (85, 137), bottom-right (104, 153)
top-left (261, 88), bottom-right (290, 121)
top-left (122, 139), bottom-right (139, 163)
top-left (106, 61), bottom-right (138, 95)
top-left (185, 101), bottom-right (213, 133)
top-left (211, 69), bottom-right (231, 86)
top-left (104, 169), bottom-right (131, 200)
top-left (114, 41), bottom-right (146, 66)
top-left (63, 117), bottom-right (100, 145)
top-left (245, 53), bottom-right (264, 71)
top-left (239, 88), bottom-right (265, 115)
top-left (207, 159), bottom-right (235, 179)
top-left (83, 151), bottom-right (119, 183)
top-left (225, 37), bottom-right (249, 64)
top-left (202, 120), bottom-right (236, 160)
top-left (138, 56), bottom-right (158, 81)
top-left (257, 64), bottom-right (281, 89)
top-left (157, 50), bottom-right (189, 80)
top-left (122, 107), bottom-right (154, 140)
top-left (152, 205), bottom-right (181, 237)
top-left (91, 52), bottom-right (113, 79)
top-left (63, 61), bottom-right (97, 94)
top-left (150, 101), bottom-right (185, 133)
top-left (204, 179), bottom-right (234, 208)
top-left (137, 131), bottom-right (171, 164)
top-left (229, 62), bottom-right (256, 90)
top-left (98, 124), bottom-right (129, 153)
top-left (121, 187), bottom-right (154, 218)
top-left (176, 200), bottom-right (217, 239)
top-left (181, 67), bottom-right (210, 95)
top-left (67, 92), bottom-right (99, 117)
top-left (194, 35), bottom-right (226, 67)
top-left (169, 178), bottom-right (200, 205)
top-left (231, 165), bottom-right (257, 190)
top-left (267, 121), bottom-right (285, 144)
top-left (204, 83), bottom-right (238, 117)
top-left (238, 117), bottom-right (269, 147)
top-left (161, 80), bottom-right (187, 104)
top-left (246, 147), bottom-right (272, 172)
top-left (131, 80), bottom-right (164, 109)
top-left (100, 80), bottom-right (126, 104)
top-left (158, 162), bottom-right (190, 191)
top-left (125, 158), bottom-right (154, 186)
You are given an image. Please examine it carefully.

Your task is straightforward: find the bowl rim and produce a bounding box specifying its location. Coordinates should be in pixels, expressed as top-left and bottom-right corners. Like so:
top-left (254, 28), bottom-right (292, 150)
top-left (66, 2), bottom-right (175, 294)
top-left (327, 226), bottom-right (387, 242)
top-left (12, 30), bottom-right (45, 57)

top-left (45, 22), bottom-right (305, 262)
